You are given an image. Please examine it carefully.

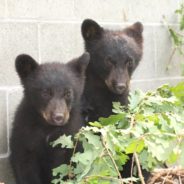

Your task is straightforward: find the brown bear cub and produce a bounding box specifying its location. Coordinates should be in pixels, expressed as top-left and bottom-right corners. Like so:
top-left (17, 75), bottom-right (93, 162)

top-left (81, 19), bottom-right (148, 180)
top-left (10, 53), bottom-right (90, 184)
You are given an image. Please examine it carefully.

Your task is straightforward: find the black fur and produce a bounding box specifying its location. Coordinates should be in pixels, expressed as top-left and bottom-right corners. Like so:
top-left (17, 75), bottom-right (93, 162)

top-left (10, 53), bottom-right (90, 184)
top-left (81, 19), bottom-right (149, 181)
top-left (81, 19), bottom-right (143, 122)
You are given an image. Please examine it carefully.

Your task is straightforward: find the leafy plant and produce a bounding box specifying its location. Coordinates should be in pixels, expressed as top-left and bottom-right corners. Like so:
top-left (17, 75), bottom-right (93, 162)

top-left (52, 82), bottom-right (184, 184)
top-left (164, 3), bottom-right (184, 73)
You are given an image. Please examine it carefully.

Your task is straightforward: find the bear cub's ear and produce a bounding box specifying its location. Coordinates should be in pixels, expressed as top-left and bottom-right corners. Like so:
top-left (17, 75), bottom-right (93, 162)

top-left (81, 19), bottom-right (104, 41)
top-left (68, 52), bottom-right (90, 75)
top-left (132, 22), bottom-right (143, 34)
top-left (15, 54), bottom-right (38, 80)
top-left (124, 22), bottom-right (143, 43)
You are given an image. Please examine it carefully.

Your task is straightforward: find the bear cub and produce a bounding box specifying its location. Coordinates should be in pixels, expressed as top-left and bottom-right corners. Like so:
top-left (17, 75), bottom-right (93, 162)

top-left (81, 19), bottom-right (143, 122)
top-left (81, 19), bottom-right (147, 180)
top-left (10, 53), bottom-right (90, 184)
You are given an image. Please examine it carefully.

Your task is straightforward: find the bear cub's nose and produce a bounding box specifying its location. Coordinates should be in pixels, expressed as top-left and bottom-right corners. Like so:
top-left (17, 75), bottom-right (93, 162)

top-left (52, 113), bottom-right (64, 124)
top-left (115, 83), bottom-right (126, 93)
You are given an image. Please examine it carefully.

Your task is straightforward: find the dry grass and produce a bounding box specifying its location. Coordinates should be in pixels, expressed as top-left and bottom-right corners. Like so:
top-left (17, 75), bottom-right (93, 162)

top-left (147, 168), bottom-right (184, 184)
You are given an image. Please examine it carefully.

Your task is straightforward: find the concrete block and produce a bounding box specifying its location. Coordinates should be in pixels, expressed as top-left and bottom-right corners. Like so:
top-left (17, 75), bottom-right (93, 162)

top-left (7, 0), bottom-right (38, 19)
top-left (0, 0), bottom-right (6, 18)
top-left (40, 23), bottom-right (83, 63)
top-left (8, 89), bottom-right (23, 135)
top-left (74, 0), bottom-right (178, 23)
top-left (0, 91), bottom-right (7, 154)
top-left (39, 0), bottom-right (75, 20)
top-left (125, 0), bottom-right (179, 23)
top-left (74, 0), bottom-right (128, 22)
top-left (154, 25), bottom-right (183, 78)
top-left (0, 23), bottom-right (38, 86)
top-left (130, 78), bottom-right (184, 92)
top-left (7, 0), bottom-right (75, 20)
top-left (0, 158), bottom-right (15, 184)
top-left (132, 25), bottom-right (156, 80)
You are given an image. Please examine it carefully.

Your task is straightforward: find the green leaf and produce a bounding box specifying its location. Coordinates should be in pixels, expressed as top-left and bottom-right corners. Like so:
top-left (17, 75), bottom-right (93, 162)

top-left (114, 152), bottom-right (129, 169)
top-left (178, 140), bottom-right (184, 167)
top-left (89, 121), bottom-right (103, 128)
top-left (83, 131), bottom-right (102, 149)
top-left (52, 134), bottom-right (74, 149)
top-left (171, 82), bottom-right (184, 103)
top-left (139, 150), bottom-right (157, 170)
top-left (167, 151), bottom-right (179, 164)
top-left (99, 114), bottom-right (125, 126)
top-left (88, 157), bottom-right (118, 177)
top-left (112, 102), bottom-right (124, 114)
top-left (128, 90), bottom-right (144, 111)
top-left (72, 150), bottom-right (94, 165)
top-left (169, 28), bottom-right (182, 46)
top-left (51, 82), bottom-right (184, 183)
top-left (52, 164), bottom-right (70, 179)
top-left (125, 139), bottom-right (145, 154)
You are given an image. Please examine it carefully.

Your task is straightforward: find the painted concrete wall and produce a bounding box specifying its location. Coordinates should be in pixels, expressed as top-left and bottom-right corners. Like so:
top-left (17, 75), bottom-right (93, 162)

top-left (0, 0), bottom-right (183, 183)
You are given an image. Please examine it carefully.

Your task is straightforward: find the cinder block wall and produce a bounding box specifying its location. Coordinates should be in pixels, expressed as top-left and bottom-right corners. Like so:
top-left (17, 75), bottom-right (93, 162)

top-left (0, 0), bottom-right (183, 183)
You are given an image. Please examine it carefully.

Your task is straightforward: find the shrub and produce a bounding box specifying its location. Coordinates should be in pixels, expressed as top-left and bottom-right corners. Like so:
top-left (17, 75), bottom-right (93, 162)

top-left (52, 82), bottom-right (184, 184)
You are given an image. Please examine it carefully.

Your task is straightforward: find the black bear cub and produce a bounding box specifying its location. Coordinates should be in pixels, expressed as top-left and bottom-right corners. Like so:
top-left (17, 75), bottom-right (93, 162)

top-left (81, 19), bottom-right (143, 122)
top-left (10, 53), bottom-right (90, 184)
top-left (81, 19), bottom-right (147, 180)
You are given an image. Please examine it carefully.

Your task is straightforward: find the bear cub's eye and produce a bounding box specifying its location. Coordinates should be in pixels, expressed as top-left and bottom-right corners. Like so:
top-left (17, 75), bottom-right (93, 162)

top-left (41, 89), bottom-right (52, 99)
top-left (106, 56), bottom-right (116, 66)
top-left (64, 89), bottom-right (72, 99)
top-left (127, 60), bottom-right (134, 68)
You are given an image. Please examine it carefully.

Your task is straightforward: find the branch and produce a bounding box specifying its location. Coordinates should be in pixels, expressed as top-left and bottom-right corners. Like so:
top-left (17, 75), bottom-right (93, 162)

top-left (130, 154), bottom-right (135, 184)
top-left (84, 175), bottom-right (122, 183)
top-left (161, 169), bottom-right (171, 184)
top-left (68, 137), bottom-right (79, 179)
top-left (166, 48), bottom-right (176, 71)
top-left (134, 152), bottom-right (146, 184)
top-left (102, 137), bottom-right (124, 184)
